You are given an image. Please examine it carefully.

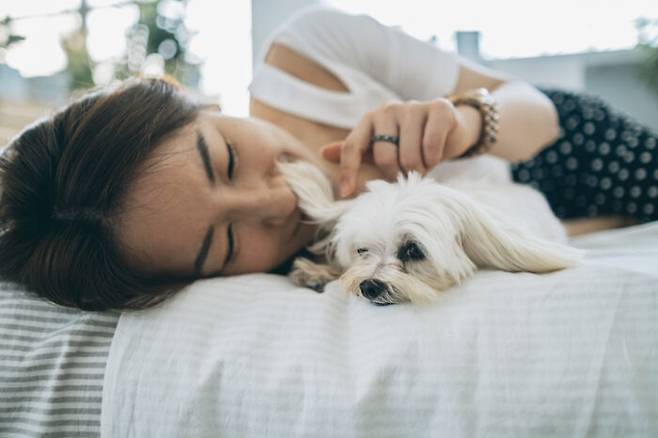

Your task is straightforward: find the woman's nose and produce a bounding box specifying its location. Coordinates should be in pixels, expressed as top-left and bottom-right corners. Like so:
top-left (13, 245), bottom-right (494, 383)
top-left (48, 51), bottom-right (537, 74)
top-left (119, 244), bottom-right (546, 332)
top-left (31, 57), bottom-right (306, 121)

top-left (223, 185), bottom-right (296, 226)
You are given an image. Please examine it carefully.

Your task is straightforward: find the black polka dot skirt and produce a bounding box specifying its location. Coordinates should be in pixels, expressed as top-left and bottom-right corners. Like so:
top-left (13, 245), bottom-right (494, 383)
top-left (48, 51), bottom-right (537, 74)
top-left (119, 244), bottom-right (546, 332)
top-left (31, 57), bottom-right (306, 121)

top-left (511, 88), bottom-right (658, 222)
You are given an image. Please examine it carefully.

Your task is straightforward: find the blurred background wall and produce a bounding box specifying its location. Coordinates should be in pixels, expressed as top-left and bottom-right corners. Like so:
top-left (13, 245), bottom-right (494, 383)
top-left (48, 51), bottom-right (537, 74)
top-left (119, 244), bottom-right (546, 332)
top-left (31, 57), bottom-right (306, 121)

top-left (1, 0), bottom-right (657, 146)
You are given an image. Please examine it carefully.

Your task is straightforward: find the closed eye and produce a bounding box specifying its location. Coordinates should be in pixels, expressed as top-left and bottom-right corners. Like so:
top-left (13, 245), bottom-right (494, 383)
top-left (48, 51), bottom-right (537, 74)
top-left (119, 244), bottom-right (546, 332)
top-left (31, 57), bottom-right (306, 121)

top-left (226, 141), bottom-right (235, 180)
top-left (225, 141), bottom-right (236, 266)
top-left (224, 223), bottom-right (235, 267)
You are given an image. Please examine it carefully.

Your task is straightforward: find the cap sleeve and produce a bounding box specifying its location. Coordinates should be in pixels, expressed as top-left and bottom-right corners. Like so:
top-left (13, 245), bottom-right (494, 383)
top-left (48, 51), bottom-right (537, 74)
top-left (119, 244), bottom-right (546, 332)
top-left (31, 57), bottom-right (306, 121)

top-left (268, 6), bottom-right (461, 100)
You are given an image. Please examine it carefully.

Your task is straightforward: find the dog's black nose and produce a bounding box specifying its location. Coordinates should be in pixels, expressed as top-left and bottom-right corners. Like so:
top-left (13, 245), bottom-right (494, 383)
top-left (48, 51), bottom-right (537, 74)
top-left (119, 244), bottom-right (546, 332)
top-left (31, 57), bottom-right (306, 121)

top-left (359, 279), bottom-right (386, 300)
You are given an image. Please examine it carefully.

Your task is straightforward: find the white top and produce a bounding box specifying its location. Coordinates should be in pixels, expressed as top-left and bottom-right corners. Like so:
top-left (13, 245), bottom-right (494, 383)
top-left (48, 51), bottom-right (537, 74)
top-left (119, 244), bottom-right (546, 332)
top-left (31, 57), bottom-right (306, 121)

top-left (248, 6), bottom-right (461, 129)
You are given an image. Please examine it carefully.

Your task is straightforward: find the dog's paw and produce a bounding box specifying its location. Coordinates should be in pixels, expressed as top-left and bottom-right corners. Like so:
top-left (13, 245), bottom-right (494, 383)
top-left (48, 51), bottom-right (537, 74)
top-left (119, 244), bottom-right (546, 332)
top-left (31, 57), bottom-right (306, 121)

top-left (289, 258), bottom-right (339, 293)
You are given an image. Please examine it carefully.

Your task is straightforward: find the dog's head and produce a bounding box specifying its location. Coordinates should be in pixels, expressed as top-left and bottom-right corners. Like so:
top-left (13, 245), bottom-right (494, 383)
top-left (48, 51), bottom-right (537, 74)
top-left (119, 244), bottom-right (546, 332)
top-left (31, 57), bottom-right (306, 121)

top-left (330, 173), bottom-right (479, 305)
top-left (280, 161), bottom-right (582, 305)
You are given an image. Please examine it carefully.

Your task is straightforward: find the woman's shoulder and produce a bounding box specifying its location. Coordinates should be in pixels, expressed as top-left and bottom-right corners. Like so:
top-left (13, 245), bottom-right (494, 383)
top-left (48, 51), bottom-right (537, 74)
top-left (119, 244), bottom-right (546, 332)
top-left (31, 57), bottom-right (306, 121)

top-left (253, 6), bottom-right (357, 92)
top-left (250, 42), bottom-right (352, 150)
top-left (262, 42), bottom-right (349, 93)
top-left (250, 7), bottom-right (355, 136)
top-left (258, 5), bottom-right (380, 64)
top-left (261, 6), bottom-right (461, 102)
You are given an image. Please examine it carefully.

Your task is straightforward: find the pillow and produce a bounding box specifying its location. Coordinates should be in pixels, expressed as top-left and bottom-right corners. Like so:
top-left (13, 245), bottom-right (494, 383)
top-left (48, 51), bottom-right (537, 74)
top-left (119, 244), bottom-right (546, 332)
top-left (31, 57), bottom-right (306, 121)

top-left (0, 284), bottom-right (118, 437)
top-left (101, 223), bottom-right (658, 437)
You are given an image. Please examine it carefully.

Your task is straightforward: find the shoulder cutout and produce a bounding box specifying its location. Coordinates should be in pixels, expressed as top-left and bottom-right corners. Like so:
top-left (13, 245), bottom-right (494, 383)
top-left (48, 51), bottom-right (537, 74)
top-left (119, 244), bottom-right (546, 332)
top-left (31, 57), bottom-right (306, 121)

top-left (264, 42), bottom-right (349, 93)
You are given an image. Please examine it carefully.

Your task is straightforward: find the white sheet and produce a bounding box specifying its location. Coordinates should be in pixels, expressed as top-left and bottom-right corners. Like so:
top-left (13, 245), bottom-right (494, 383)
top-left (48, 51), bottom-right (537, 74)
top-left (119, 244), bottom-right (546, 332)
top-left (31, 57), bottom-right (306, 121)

top-left (101, 222), bottom-right (658, 437)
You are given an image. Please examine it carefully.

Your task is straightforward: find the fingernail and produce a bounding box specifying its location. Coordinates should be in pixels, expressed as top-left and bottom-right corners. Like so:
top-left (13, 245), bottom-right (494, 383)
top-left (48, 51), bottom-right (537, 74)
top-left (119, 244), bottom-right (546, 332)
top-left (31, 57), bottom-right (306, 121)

top-left (340, 178), bottom-right (351, 197)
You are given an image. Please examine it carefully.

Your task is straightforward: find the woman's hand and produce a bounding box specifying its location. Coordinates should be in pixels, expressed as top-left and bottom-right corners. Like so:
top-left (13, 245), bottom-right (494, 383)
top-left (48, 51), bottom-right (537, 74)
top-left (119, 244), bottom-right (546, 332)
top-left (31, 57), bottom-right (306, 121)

top-left (320, 98), bottom-right (480, 197)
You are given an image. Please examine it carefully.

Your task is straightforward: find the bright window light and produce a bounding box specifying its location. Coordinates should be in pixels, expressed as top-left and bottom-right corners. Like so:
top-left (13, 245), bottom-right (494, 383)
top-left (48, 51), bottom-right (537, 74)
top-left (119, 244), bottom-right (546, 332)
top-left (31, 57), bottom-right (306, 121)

top-left (185, 0), bottom-right (252, 116)
top-left (326, 0), bottom-right (658, 58)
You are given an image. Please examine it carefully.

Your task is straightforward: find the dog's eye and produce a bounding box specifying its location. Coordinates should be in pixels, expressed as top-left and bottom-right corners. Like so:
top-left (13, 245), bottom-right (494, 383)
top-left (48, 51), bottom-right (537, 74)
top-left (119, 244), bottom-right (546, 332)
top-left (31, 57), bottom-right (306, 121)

top-left (356, 247), bottom-right (369, 256)
top-left (398, 241), bottom-right (425, 262)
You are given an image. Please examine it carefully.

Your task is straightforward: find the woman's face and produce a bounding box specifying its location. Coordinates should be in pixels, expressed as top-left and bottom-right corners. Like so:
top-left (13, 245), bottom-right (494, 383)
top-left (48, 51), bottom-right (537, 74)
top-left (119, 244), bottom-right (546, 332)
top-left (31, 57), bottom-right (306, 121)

top-left (116, 110), bottom-right (326, 278)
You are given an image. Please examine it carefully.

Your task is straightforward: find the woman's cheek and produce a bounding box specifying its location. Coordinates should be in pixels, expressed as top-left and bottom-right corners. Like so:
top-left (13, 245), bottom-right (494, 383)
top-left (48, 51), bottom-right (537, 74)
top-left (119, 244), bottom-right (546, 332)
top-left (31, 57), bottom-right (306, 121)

top-left (232, 232), bottom-right (284, 274)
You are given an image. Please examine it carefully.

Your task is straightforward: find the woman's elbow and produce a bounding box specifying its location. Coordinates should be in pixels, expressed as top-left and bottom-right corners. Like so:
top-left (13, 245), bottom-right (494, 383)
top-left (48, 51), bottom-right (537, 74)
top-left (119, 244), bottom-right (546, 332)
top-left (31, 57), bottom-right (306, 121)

top-left (543, 95), bottom-right (561, 146)
top-left (521, 94), bottom-right (560, 162)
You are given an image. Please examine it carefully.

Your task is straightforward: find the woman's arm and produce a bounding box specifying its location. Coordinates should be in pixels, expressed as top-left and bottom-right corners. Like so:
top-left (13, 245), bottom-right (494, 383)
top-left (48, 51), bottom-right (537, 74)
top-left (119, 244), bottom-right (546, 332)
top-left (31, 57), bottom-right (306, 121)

top-left (452, 58), bottom-right (561, 163)
top-left (277, 7), bottom-right (562, 192)
top-left (324, 65), bottom-right (562, 194)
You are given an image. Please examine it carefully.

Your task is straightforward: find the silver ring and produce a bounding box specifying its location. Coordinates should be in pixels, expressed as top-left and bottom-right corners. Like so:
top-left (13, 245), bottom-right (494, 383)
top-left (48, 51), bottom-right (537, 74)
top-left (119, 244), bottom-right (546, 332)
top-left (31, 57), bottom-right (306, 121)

top-left (369, 134), bottom-right (399, 146)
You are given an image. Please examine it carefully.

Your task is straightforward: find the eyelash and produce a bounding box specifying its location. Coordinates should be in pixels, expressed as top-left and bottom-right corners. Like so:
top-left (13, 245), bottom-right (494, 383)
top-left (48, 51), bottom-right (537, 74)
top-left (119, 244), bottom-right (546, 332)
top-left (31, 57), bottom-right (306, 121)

top-left (226, 141), bottom-right (236, 180)
top-left (226, 223), bottom-right (235, 266)
top-left (225, 140), bottom-right (237, 265)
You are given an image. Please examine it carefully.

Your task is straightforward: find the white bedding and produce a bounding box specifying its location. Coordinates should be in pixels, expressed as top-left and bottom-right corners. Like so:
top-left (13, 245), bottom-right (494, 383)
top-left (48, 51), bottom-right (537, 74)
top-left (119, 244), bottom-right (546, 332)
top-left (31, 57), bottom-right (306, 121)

top-left (101, 222), bottom-right (658, 437)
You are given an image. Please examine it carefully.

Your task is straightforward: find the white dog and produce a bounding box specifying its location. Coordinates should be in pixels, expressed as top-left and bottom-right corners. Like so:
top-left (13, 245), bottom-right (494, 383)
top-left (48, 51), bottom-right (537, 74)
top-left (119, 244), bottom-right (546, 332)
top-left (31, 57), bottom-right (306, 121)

top-left (279, 156), bottom-right (583, 305)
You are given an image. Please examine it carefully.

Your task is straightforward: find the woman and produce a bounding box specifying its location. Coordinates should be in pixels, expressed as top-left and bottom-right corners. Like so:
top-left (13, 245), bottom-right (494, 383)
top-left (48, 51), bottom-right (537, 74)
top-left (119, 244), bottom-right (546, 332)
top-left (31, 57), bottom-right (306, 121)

top-left (0, 6), bottom-right (655, 310)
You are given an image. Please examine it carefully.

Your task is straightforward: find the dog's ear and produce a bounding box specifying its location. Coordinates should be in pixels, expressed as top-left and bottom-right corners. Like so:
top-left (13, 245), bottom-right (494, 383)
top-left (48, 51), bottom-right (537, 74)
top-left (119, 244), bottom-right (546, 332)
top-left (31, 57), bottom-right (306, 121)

top-left (289, 257), bottom-right (342, 293)
top-left (457, 201), bottom-right (584, 273)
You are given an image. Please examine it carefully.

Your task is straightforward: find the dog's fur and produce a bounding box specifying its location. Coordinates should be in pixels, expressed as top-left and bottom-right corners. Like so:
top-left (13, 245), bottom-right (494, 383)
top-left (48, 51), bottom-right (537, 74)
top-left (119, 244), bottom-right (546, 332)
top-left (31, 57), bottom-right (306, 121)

top-left (279, 157), bottom-right (583, 305)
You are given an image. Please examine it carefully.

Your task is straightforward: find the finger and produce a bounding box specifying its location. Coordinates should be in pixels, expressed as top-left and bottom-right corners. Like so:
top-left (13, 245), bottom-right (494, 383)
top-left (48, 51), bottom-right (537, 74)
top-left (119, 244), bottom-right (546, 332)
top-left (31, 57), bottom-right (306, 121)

top-left (321, 141), bottom-right (376, 164)
top-left (320, 142), bottom-right (342, 163)
top-left (339, 113), bottom-right (374, 197)
top-left (422, 101), bottom-right (452, 169)
top-left (398, 104), bottom-right (427, 174)
top-left (371, 113), bottom-right (400, 181)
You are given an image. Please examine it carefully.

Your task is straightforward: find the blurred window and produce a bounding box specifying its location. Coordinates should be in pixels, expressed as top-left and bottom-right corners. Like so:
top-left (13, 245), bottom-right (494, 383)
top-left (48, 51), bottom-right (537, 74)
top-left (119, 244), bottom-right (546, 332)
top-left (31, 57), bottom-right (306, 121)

top-left (0, 0), bottom-right (251, 115)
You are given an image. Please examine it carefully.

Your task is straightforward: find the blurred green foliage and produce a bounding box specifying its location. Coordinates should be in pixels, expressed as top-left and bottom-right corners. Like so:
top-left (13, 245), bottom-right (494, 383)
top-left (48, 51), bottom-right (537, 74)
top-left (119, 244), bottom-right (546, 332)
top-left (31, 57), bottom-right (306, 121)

top-left (1, 0), bottom-right (199, 91)
top-left (61, 29), bottom-right (95, 89)
top-left (113, 0), bottom-right (200, 87)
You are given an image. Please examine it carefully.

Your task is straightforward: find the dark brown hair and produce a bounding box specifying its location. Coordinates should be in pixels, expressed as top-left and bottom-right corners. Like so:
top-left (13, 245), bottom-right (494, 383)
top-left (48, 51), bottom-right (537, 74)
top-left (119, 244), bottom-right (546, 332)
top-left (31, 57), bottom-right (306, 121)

top-left (0, 78), bottom-right (200, 311)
